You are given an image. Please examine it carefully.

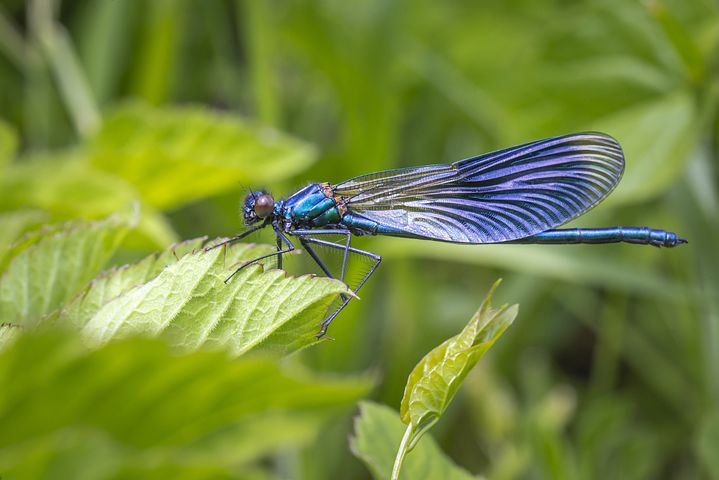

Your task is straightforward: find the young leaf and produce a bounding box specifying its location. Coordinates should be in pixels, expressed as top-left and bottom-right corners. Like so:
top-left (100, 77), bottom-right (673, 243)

top-left (0, 330), bottom-right (372, 478)
top-left (88, 103), bottom-right (317, 209)
top-left (350, 401), bottom-right (479, 480)
top-left (0, 215), bottom-right (131, 328)
top-left (77, 240), bottom-right (349, 356)
top-left (394, 280), bottom-right (517, 478)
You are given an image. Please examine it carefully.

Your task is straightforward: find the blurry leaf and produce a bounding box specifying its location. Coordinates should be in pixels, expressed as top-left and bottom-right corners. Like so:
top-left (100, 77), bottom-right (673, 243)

top-left (0, 209), bottom-right (48, 264)
top-left (594, 90), bottom-right (697, 205)
top-left (697, 410), bottom-right (719, 479)
top-left (77, 240), bottom-right (348, 357)
top-left (0, 152), bottom-right (175, 247)
top-left (60, 237), bottom-right (205, 329)
top-left (377, 238), bottom-right (687, 299)
top-left (0, 330), bottom-right (371, 478)
top-left (0, 117), bottom-right (17, 169)
top-left (0, 215), bottom-right (131, 328)
top-left (89, 103), bottom-right (317, 209)
top-left (399, 280), bottom-right (516, 446)
top-left (350, 401), bottom-right (479, 480)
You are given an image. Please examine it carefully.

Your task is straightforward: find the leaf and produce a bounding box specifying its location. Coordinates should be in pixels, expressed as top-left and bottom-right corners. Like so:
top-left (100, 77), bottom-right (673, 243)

top-left (399, 280), bottom-right (517, 442)
top-left (376, 238), bottom-right (687, 299)
top-left (0, 152), bottom-right (176, 248)
top-left (0, 209), bottom-right (49, 265)
top-left (350, 401), bottom-right (480, 480)
top-left (0, 330), bottom-right (372, 478)
top-left (76, 240), bottom-right (349, 356)
top-left (89, 103), bottom-right (317, 209)
top-left (0, 215), bottom-right (131, 328)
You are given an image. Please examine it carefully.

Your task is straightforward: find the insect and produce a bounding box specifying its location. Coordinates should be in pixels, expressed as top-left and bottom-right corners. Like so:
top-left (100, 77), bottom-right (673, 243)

top-left (211, 132), bottom-right (686, 337)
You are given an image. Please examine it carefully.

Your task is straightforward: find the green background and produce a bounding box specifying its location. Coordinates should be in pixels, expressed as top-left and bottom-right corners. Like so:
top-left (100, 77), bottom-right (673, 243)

top-left (1, 0), bottom-right (718, 478)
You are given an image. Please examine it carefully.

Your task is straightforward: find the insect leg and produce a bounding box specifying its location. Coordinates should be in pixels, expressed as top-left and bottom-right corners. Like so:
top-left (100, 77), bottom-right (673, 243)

top-left (294, 234), bottom-right (381, 338)
top-left (204, 224), bottom-right (265, 251)
top-left (224, 229), bottom-right (295, 283)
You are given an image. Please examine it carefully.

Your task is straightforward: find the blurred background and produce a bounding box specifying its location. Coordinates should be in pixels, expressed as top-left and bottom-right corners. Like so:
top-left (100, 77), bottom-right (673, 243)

top-left (1, 0), bottom-right (718, 478)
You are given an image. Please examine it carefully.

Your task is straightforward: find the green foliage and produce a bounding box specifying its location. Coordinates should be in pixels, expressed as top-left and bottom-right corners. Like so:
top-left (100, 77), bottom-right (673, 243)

top-left (0, 215), bottom-right (131, 327)
top-left (0, 0), bottom-right (716, 478)
top-left (388, 281), bottom-right (516, 479)
top-left (0, 331), bottom-right (371, 479)
top-left (399, 281), bottom-right (517, 440)
top-left (73, 241), bottom-right (347, 356)
top-left (351, 401), bottom-right (479, 480)
top-left (89, 103), bottom-right (316, 209)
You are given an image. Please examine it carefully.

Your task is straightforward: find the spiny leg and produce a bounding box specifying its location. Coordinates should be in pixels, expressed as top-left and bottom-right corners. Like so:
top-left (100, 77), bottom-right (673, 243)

top-left (224, 228), bottom-right (295, 283)
top-left (204, 224), bottom-right (265, 252)
top-left (294, 233), bottom-right (381, 338)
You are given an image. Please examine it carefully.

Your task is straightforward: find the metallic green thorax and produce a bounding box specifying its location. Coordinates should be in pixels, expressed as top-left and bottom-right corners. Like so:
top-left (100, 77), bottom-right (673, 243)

top-left (282, 183), bottom-right (343, 228)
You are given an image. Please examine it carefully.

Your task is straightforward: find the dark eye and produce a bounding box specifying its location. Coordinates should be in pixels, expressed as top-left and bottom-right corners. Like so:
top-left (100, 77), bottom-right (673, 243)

top-left (254, 194), bottom-right (274, 218)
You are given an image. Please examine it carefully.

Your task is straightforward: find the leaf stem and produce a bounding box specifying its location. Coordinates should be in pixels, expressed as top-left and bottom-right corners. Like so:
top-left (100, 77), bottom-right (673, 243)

top-left (391, 423), bottom-right (414, 480)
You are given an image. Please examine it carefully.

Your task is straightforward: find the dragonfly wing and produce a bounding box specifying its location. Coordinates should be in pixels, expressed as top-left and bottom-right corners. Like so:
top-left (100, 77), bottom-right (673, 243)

top-left (334, 132), bottom-right (624, 243)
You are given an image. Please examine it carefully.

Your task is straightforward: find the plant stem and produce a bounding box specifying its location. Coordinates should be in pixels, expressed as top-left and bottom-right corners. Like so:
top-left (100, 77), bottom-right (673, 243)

top-left (391, 423), bottom-right (414, 480)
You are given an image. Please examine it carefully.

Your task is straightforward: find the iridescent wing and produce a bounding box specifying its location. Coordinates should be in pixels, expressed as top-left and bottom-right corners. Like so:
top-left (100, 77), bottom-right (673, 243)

top-left (334, 132), bottom-right (624, 243)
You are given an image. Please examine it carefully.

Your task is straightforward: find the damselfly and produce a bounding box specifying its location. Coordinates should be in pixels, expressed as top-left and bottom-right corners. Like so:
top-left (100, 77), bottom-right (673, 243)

top-left (211, 132), bottom-right (687, 337)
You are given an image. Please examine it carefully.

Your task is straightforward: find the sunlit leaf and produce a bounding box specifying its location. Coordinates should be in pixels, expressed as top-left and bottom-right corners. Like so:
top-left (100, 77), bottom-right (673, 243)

top-left (0, 152), bottom-right (175, 248)
top-left (0, 330), bottom-right (371, 478)
top-left (0, 215), bottom-right (131, 328)
top-left (400, 280), bottom-right (517, 440)
top-left (76, 240), bottom-right (348, 356)
top-left (60, 237), bottom-right (205, 329)
top-left (89, 103), bottom-right (317, 209)
top-left (0, 209), bottom-right (49, 265)
top-left (350, 401), bottom-right (480, 480)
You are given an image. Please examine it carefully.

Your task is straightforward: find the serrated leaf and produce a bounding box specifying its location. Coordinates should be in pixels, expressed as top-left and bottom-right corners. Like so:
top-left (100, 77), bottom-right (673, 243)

top-left (60, 237), bottom-right (206, 328)
top-left (78, 240), bottom-right (349, 356)
top-left (0, 330), bottom-right (371, 478)
top-left (89, 103), bottom-right (317, 209)
top-left (350, 401), bottom-right (480, 480)
top-left (400, 280), bottom-right (517, 442)
top-left (0, 216), bottom-right (131, 328)
top-left (0, 209), bottom-right (49, 265)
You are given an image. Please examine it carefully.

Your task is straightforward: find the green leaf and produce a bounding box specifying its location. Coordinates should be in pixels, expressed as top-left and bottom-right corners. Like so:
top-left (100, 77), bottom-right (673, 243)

top-left (0, 215), bottom-right (131, 328)
top-left (75, 240), bottom-right (348, 356)
top-left (0, 152), bottom-right (176, 248)
top-left (350, 401), bottom-right (480, 480)
top-left (376, 238), bottom-right (686, 298)
top-left (0, 209), bottom-right (49, 265)
top-left (89, 103), bottom-right (317, 209)
top-left (59, 237), bottom-right (205, 328)
top-left (0, 330), bottom-right (372, 478)
top-left (400, 280), bottom-right (516, 445)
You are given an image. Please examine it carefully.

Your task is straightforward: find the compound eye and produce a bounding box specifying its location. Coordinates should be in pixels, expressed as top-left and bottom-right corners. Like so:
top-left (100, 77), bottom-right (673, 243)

top-left (254, 194), bottom-right (274, 218)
